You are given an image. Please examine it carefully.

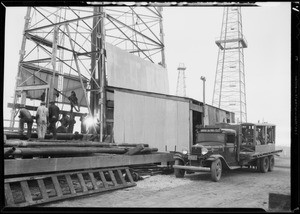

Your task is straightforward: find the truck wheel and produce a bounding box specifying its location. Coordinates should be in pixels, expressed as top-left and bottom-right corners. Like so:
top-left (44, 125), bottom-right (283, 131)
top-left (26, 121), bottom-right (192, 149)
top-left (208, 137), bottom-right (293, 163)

top-left (174, 159), bottom-right (185, 178)
top-left (260, 157), bottom-right (269, 173)
top-left (211, 159), bottom-right (222, 182)
top-left (268, 155), bottom-right (275, 171)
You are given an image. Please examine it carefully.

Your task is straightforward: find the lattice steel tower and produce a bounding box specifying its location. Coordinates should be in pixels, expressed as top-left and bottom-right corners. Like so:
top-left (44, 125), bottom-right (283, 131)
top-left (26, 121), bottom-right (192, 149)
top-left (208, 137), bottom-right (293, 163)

top-left (176, 63), bottom-right (187, 97)
top-left (212, 7), bottom-right (248, 123)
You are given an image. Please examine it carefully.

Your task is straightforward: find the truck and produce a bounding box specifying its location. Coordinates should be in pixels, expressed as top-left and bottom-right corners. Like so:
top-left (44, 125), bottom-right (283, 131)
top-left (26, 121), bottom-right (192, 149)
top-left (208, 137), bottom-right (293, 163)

top-left (173, 122), bottom-right (283, 182)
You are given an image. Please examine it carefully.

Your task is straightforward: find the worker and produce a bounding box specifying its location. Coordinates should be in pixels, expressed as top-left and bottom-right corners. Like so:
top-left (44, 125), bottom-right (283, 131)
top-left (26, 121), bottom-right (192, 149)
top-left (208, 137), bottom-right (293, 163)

top-left (59, 113), bottom-right (70, 128)
top-left (68, 112), bottom-right (76, 133)
top-left (40, 91), bottom-right (45, 102)
top-left (68, 91), bottom-right (79, 112)
top-left (18, 105), bottom-right (33, 139)
top-left (48, 101), bottom-right (60, 140)
top-left (36, 101), bottom-right (49, 139)
top-left (80, 113), bottom-right (88, 134)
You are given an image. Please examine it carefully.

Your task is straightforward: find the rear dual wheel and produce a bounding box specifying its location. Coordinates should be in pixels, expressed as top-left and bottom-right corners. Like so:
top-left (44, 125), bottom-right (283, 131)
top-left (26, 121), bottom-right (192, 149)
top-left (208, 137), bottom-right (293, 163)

top-left (260, 156), bottom-right (269, 173)
top-left (268, 155), bottom-right (275, 171)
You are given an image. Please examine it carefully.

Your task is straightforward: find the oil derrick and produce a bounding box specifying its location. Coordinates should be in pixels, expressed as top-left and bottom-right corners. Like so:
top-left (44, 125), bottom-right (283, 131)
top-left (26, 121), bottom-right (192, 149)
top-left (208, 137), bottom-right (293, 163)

top-left (176, 63), bottom-right (187, 97)
top-left (9, 6), bottom-right (166, 140)
top-left (212, 7), bottom-right (248, 123)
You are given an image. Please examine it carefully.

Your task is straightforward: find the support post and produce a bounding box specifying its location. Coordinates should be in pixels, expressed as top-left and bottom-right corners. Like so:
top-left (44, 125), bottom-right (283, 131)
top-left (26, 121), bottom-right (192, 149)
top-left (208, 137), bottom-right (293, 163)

top-left (158, 7), bottom-right (166, 68)
top-left (98, 7), bottom-right (107, 142)
top-left (10, 7), bottom-right (32, 127)
top-left (48, 23), bottom-right (59, 105)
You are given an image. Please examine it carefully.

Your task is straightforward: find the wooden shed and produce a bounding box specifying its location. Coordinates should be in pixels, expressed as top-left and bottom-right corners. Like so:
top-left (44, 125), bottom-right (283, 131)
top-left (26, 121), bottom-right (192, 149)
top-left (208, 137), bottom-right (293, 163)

top-left (106, 86), bottom-right (235, 153)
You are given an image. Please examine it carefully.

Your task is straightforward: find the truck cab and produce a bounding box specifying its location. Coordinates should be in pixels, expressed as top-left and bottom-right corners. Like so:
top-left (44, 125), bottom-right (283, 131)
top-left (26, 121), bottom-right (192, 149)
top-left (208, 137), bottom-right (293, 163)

top-left (173, 123), bottom-right (281, 182)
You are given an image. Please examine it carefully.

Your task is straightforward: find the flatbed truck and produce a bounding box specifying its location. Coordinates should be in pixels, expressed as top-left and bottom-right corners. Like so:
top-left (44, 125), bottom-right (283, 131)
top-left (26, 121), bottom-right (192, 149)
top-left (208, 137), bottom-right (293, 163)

top-left (173, 122), bottom-right (283, 182)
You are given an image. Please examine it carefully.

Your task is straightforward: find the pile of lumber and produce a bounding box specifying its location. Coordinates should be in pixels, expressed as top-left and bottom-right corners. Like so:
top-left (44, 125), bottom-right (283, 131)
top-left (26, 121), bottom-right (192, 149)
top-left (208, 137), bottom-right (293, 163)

top-left (4, 140), bottom-right (158, 159)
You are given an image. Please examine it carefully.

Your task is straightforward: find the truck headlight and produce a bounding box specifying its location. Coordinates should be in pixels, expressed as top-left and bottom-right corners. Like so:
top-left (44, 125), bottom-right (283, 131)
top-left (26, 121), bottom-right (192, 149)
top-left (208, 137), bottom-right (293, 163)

top-left (182, 149), bottom-right (188, 155)
top-left (201, 147), bottom-right (208, 155)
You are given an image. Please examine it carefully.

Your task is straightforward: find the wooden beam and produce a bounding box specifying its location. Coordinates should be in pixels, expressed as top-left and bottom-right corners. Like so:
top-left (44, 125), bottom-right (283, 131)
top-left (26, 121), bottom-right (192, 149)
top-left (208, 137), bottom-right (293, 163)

top-left (189, 102), bottom-right (203, 112)
top-left (4, 153), bottom-right (174, 176)
top-left (16, 84), bottom-right (50, 91)
top-left (7, 103), bottom-right (86, 117)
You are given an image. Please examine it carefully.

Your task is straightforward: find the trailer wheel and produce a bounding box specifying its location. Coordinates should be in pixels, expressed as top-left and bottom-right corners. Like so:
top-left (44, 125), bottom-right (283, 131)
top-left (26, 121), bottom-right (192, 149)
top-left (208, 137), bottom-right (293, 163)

top-left (211, 159), bottom-right (222, 182)
top-left (260, 157), bottom-right (269, 173)
top-left (268, 155), bottom-right (275, 171)
top-left (174, 159), bottom-right (185, 178)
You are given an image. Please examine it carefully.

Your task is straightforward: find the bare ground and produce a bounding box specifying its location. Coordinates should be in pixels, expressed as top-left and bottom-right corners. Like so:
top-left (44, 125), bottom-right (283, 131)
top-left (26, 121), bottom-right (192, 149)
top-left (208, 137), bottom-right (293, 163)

top-left (40, 156), bottom-right (290, 211)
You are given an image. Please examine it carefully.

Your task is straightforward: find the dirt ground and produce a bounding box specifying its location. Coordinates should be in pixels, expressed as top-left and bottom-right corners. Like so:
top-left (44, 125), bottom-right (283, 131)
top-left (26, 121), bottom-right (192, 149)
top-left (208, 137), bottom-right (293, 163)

top-left (40, 156), bottom-right (290, 211)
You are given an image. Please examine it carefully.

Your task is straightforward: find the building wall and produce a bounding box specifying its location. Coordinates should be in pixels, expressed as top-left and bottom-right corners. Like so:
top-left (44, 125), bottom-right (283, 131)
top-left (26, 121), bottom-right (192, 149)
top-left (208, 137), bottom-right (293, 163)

top-left (106, 43), bottom-right (169, 94)
top-left (113, 90), bottom-right (190, 152)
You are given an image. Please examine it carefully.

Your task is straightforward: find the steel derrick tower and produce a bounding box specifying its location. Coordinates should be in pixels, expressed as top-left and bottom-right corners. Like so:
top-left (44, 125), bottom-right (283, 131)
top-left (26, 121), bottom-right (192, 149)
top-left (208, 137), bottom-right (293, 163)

top-left (212, 7), bottom-right (248, 123)
top-left (9, 6), bottom-right (166, 140)
top-left (176, 63), bottom-right (187, 97)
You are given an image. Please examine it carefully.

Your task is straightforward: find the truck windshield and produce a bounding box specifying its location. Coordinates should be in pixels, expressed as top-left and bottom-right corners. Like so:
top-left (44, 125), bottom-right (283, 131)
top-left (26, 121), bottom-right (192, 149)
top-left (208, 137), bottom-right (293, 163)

top-left (197, 133), bottom-right (225, 142)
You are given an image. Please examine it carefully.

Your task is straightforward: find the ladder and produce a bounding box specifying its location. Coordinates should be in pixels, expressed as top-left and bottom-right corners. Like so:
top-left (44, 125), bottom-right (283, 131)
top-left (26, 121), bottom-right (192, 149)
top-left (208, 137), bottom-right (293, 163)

top-left (5, 166), bottom-right (136, 207)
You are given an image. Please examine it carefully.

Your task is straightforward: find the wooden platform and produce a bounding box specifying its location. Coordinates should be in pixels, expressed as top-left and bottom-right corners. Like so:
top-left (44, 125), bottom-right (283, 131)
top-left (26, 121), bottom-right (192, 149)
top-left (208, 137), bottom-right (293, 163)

top-left (4, 152), bottom-right (175, 176)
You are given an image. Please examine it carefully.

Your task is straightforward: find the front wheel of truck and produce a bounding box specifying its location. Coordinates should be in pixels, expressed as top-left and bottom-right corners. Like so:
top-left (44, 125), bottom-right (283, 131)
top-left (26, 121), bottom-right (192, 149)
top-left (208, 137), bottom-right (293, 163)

top-left (174, 159), bottom-right (185, 178)
top-left (211, 158), bottom-right (222, 182)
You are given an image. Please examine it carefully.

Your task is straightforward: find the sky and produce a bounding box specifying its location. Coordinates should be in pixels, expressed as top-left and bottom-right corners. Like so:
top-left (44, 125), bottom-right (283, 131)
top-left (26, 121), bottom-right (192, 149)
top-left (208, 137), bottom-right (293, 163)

top-left (3, 3), bottom-right (291, 146)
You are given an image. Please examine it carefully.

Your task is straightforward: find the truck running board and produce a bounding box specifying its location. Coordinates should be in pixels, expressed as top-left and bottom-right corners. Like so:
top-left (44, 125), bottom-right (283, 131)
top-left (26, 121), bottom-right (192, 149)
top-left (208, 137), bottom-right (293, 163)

top-left (4, 167), bottom-right (136, 207)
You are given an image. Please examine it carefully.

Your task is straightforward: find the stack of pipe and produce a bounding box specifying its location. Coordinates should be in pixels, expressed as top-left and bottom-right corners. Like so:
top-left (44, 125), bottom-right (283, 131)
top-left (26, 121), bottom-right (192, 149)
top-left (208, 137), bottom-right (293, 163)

top-left (3, 140), bottom-right (158, 158)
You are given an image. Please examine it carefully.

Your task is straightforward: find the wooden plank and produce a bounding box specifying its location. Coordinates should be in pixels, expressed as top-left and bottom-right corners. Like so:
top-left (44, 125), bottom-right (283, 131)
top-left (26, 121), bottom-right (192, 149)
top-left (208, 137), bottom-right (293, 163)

top-left (117, 169), bottom-right (126, 184)
top-left (51, 176), bottom-right (63, 197)
top-left (99, 171), bottom-right (109, 188)
top-left (37, 179), bottom-right (49, 200)
top-left (20, 181), bottom-right (33, 203)
top-left (125, 168), bottom-right (134, 183)
top-left (5, 153), bottom-right (175, 176)
top-left (65, 174), bottom-right (76, 194)
top-left (16, 84), bottom-right (49, 91)
top-left (88, 172), bottom-right (99, 190)
top-left (4, 183), bottom-right (15, 206)
top-left (77, 173), bottom-right (88, 192)
top-left (108, 170), bottom-right (118, 186)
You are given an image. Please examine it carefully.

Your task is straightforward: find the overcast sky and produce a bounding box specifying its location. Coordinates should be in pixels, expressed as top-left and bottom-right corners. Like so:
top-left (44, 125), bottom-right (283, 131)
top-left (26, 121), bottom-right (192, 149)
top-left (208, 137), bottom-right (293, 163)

top-left (3, 3), bottom-right (291, 146)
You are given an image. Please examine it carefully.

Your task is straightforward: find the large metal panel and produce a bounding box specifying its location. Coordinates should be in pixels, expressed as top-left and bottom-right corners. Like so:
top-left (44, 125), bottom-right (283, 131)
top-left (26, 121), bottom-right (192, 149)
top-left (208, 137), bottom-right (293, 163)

top-left (106, 43), bottom-right (169, 94)
top-left (114, 90), bottom-right (190, 152)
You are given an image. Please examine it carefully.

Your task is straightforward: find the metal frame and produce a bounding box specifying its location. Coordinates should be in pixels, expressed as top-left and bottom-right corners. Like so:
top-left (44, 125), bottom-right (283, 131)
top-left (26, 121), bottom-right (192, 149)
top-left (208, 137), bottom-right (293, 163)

top-left (212, 7), bottom-right (247, 123)
top-left (9, 6), bottom-right (166, 141)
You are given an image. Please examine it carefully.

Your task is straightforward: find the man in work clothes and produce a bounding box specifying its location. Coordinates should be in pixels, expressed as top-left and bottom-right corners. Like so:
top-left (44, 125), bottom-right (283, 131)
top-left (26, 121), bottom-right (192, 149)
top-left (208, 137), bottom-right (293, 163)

top-left (68, 112), bottom-right (76, 134)
top-left (68, 91), bottom-right (79, 112)
top-left (48, 101), bottom-right (60, 140)
top-left (36, 101), bottom-right (49, 139)
top-left (18, 105), bottom-right (33, 139)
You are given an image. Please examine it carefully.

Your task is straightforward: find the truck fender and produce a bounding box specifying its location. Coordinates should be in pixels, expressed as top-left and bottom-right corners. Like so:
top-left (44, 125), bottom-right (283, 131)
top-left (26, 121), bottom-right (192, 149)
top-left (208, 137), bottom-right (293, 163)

top-left (206, 154), bottom-right (231, 170)
top-left (173, 152), bottom-right (185, 163)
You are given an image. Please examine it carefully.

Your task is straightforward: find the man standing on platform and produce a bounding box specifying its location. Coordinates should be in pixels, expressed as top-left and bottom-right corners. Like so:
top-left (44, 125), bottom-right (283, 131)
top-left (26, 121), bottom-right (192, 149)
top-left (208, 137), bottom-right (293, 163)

top-left (36, 101), bottom-right (49, 139)
top-left (48, 101), bottom-right (60, 140)
top-left (18, 105), bottom-right (34, 140)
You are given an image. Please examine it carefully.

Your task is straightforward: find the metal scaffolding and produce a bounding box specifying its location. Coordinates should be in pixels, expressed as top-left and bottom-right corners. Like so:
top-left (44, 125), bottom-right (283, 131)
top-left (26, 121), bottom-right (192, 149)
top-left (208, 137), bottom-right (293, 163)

top-left (176, 63), bottom-right (187, 97)
top-left (212, 7), bottom-right (247, 123)
top-left (9, 6), bottom-right (166, 141)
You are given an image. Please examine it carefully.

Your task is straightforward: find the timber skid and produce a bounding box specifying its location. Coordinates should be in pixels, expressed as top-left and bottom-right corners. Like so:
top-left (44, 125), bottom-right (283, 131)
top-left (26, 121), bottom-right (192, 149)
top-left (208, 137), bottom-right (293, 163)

top-left (4, 166), bottom-right (136, 207)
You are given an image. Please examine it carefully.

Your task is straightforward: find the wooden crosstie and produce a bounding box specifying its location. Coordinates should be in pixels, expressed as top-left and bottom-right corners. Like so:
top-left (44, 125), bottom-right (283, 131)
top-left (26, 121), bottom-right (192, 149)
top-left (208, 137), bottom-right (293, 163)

top-left (4, 167), bottom-right (136, 207)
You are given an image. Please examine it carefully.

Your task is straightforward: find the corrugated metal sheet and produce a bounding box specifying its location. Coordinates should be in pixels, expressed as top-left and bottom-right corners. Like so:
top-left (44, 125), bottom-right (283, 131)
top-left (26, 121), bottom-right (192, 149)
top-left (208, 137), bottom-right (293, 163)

top-left (114, 90), bottom-right (189, 152)
top-left (106, 43), bottom-right (169, 94)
